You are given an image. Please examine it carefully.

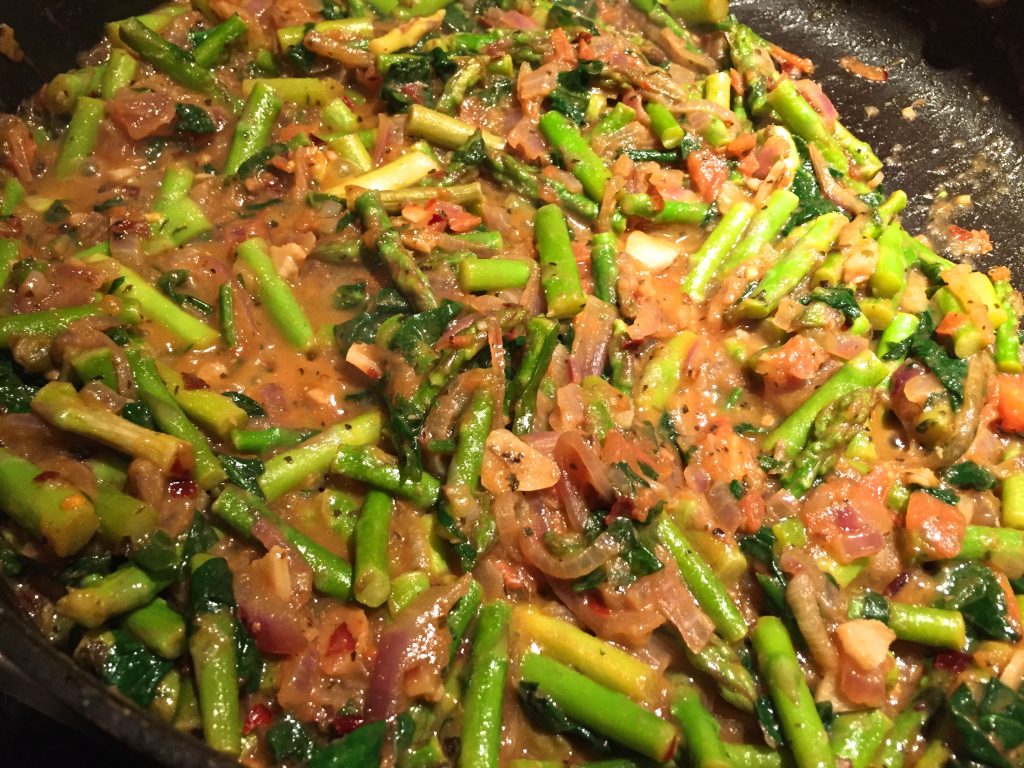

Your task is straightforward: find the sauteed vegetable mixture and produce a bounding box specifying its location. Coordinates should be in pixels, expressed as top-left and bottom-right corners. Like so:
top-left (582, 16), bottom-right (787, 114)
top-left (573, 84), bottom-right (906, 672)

top-left (1, 0), bottom-right (1023, 765)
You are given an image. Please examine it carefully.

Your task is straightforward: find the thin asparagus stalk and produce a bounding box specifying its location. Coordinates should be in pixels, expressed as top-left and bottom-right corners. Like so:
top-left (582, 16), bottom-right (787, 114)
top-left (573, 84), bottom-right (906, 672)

top-left (211, 486), bottom-right (353, 599)
top-left (81, 252), bottom-right (219, 347)
top-left (518, 653), bottom-right (678, 762)
top-left (645, 102), bottom-right (685, 149)
top-left (31, 382), bottom-right (193, 475)
top-left (124, 598), bottom-right (187, 660)
top-left (459, 601), bottom-right (511, 768)
top-left (487, 151), bottom-right (599, 221)
top-left (0, 447), bottom-right (98, 557)
top-left (93, 484), bottom-right (158, 546)
top-left (513, 605), bottom-right (659, 701)
top-left (354, 490), bottom-right (393, 608)
top-left (0, 305), bottom-right (106, 346)
top-left (235, 237), bottom-right (315, 352)
top-left (685, 634), bottom-right (758, 713)
top-left (733, 211), bottom-right (848, 320)
top-left (656, 517), bottom-right (747, 642)
top-left (257, 412), bottom-right (380, 501)
top-left (995, 278), bottom-right (1022, 373)
top-left (636, 330), bottom-right (698, 413)
top-left (332, 445), bottom-right (441, 508)
top-left (119, 19), bottom-right (233, 107)
top-left (125, 347), bottom-right (226, 489)
top-left (848, 593), bottom-right (966, 650)
top-left (682, 201), bottom-right (757, 303)
top-left (618, 194), bottom-right (709, 225)
top-left (56, 97), bottom-right (104, 177)
top-left (57, 564), bottom-right (167, 627)
top-left (189, 559), bottom-right (240, 755)
top-left (511, 317), bottom-right (559, 435)
top-left (590, 232), bottom-right (619, 306)
top-left (719, 188), bottom-right (800, 275)
top-left (192, 14), bottom-right (247, 67)
top-left (767, 78), bottom-right (848, 174)
top-left (762, 350), bottom-right (888, 459)
top-left (538, 110), bottom-right (611, 202)
top-left (354, 191), bottom-right (439, 312)
top-left (437, 59), bottom-right (484, 115)
top-left (830, 710), bottom-right (892, 768)
top-left (536, 204), bottom-right (586, 319)
top-left (751, 616), bottom-right (834, 768)
top-left (459, 257), bottom-right (531, 292)
top-left (100, 49), bottom-right (137, 98)
top-left (870, 225), bottom-right (908, 299)
top-left (388, 570), bottom-right (430, 615)
top-left (671, 681), bottom-right (732, 768)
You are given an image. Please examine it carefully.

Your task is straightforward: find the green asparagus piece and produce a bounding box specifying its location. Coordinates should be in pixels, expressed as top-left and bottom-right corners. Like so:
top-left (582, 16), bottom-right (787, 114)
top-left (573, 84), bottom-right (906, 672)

top-left (124, 597), bottom-right (187, 660)
top-left (224, 82), bottom-right (282, 175)
top-left (830, 710), bottom-right (892, 768)
top-left (513, 604), bottom-right (659, 701)
top-left (538, 110), bottom-right (611, 202)
top-left (719, 189), bottom-right (800, 276)
top-left (518, 653), bottom-right (677, 762)
top-left (511, 317), bottom-right (559, 434)
top-left (536, 204), bottom-right (586, 319)
top-left (236, 237), bottom-right (315, 352)
top-left (125, 347), bottom-right (227, 489)
top-left (751, 616), bottom-right (834, 768)
top-left (618, 194), bottom-right (709, 225)
top-left (458, 257), bottom-right (531, 292)
top-left (354, 191), bottom-right (439, 312)
top-left (354, 490), bottom-right (393, 608)
top-left (459, 601), bottom-right (511, 768)
top-left (767, 78), bottom-right (848, 174)
top-left (656, 516), bottom-right (747, 642)
top-left (733, 212), bottom-right (847, 319)
top-left (0, 446), bottom-right (98, 557)
top-left (682, 201), bottom-right (757, 302)
top-left (671, 681), bottom-right (731, 768)
top-left (332, 445), bottom-right (441, 508)
top-left (685, 633), bottom-right (758, 713)
top-left (31, 382), bottom-right (192, 475)
top-left (192, 14), bottom-right (248, 67)
top-left (56, 97), bottom-right (104, 177)
top-left (259, 411), bottom-right (381, 501)
top-left (763, 350), bottom-right (888, 459)
top-left (58, 564), bottom-right (166, 628)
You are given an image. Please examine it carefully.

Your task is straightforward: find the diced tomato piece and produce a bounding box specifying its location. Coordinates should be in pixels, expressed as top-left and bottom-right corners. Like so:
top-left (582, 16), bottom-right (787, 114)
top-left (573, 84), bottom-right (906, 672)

top-left (936, 311), bottom-right (970, 336)
top-left (686, 148), bottom-right (729, 203)
top-left (905, 491), bottom-right (965, 560)
top-left (998, 374), bottom-right (1024, 433)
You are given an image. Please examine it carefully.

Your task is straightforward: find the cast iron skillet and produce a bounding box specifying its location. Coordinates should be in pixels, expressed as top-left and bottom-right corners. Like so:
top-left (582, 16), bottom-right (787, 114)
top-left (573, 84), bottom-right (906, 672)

top-left (1, 0), bottom-right (1023, 764)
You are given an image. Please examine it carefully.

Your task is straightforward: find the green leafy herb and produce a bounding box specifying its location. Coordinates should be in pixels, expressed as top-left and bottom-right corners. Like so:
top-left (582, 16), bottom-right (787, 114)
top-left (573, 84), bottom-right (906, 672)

top-left (158, 269), bottom-right (214, 315)
top-left (267, 715), bottom-right (320, 764)
top-left (333, 282), bottom-right (367, 310)
top-left (100, 629), bottom-right (173, 707)
top-left (572, 567), bottom-right (608, 592)
top-left (188, 556), bottom-right (236, 619)
top-left (94, 196), bottom-right (126, 212)
top-left (321, 0), bottom-right (345, 19)
top-left (943, 461), bottom-right (997, 491)
top-left (120, 401), bottom-right (156, 429)
top-left (920, 485), bottom-right (959, 506)
top-left (174, 103), bottom-right (216, 134)
top-left (860, 591), bottom-right (891, 623)
top-left (517, 682), bottom-right (612, 754)
top-left (235, 618), bottom-right (262, 693)
top-left (131, 530), bottom-right (182, 581)
top-left (786, 136), bottom-right (842, 233)
top-left (547, 60), bottom-right (603, 124)
top-left (0, 351), bottom-right (38, 413)
top-left (936, 561), bottom-right (1021, 643)
top-left (739, 527), bottom-right (792, 622)
top-left (754, 696), bottom-right (784, 749)
top-left (729, 479), bottom-right (746, 500)
top-left (309, 720), bottom-right (387, 768)
top-left (58, 547), bottom-right (112, 585)
top-left (222, 391), bottom-right (266, 417)
top-left (381, 55), bottom-right (433, 112)
top-left (799, 286), bottom-right (862, 324)
top-left (948, 682), bottom-right (1012, 768)
top-left (237, 142), bottom-right (289, 179)
top-left (909, 311), bottom-right (967, 409)
top-left (43, 200), bottom-right (70, 224)
top-left (220, 455), bottom-right (265, 499)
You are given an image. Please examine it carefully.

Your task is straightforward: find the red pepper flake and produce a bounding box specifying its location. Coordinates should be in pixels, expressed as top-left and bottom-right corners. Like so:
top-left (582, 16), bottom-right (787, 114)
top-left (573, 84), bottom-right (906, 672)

top-left (167, 478), bottom-right (198, 498)
top-left (242, 703), bottom-right (273, 734)
top-left (33, 471), bottom-right (60, 484)
top-left (181, 372), bottom-right (209, 390)
top-left (331, 714), bottom-right (366, 737)
top-left (326, 622), bottom-right (356, 657)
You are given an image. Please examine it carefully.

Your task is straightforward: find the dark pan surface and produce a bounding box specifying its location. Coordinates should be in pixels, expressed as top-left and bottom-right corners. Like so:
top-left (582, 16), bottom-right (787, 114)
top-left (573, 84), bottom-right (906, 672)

top-left (1, 0), bottom-right (1023, 765)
